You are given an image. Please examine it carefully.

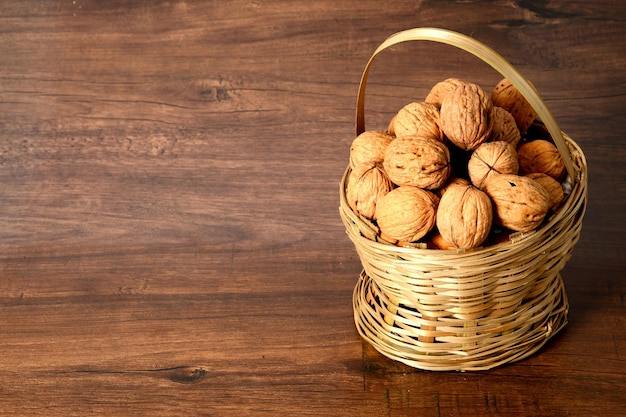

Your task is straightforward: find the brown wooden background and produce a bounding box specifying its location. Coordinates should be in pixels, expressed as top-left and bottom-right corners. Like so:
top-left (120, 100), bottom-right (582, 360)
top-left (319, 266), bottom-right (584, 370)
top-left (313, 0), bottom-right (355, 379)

top-left (1, 1), bottom-right (624, 416)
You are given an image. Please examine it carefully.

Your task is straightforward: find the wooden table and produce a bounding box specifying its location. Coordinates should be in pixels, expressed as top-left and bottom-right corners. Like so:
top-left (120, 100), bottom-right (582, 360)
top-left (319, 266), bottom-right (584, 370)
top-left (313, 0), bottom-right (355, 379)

top-left (1, 1), bottom-right (624, 415)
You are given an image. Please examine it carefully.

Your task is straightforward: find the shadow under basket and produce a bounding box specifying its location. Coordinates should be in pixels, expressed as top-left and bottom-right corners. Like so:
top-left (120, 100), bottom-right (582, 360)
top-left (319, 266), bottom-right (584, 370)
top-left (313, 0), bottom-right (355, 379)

top-left (339, 28), bottom-right (588, 371)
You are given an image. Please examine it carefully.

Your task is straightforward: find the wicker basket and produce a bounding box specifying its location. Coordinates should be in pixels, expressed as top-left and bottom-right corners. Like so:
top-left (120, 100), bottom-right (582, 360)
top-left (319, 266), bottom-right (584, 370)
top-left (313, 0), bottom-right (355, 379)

top-left (339, 28), bottom-right (588, 371)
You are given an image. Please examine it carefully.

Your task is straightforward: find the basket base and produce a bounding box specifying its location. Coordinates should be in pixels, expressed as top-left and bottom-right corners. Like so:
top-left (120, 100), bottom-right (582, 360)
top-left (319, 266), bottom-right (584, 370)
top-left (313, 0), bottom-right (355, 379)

top-left (353, 270), bottom-right (568, 371)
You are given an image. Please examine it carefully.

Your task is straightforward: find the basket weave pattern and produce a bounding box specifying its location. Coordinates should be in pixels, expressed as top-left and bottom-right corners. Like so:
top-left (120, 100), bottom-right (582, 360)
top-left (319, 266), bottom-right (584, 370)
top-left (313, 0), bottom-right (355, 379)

top-left (339, 28), bottom-right (588, 371)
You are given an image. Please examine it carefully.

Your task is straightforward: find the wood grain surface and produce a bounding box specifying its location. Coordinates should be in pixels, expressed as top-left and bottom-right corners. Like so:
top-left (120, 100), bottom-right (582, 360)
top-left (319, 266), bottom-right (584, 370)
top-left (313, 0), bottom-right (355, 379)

top-left (1, 1), bottom-right (624, 416)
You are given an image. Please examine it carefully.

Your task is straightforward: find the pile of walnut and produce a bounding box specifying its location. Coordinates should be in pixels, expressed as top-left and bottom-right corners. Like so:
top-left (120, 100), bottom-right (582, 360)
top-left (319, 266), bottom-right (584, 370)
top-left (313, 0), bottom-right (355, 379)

top-left (347, 77), bottom-right (568, 250)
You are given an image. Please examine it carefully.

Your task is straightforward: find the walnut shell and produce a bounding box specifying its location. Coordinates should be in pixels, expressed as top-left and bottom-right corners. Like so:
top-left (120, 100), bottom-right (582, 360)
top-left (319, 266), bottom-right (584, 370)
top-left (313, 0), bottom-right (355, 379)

top-left (346, 164), bottom-right (394, 220)
top-left (517, 139), bottom-right (567, 181)
top-left (483, 174), bottom-right (550, 232)
top-left (491, 106), bottom-right (521, 147)
top-left (393, 102), bottom-right (444, 143)
top-left (440, 82), bottom-right (494, 151)
top-left (425, 78), bottom-right (467, 108)
top-left (375, 186), bottom-right (439, 243)
top-left (349, 131), bottom-right (394, 169)
top-left (383, 135), bottom-right (450, 190)
top-left (468, 141), bottom-right (519, 189)
top-left (526, 172), bottom-right (564, 210)
top-left (436, 184), bottom-right (493, 249)
top-left (491, 78), bottom-right (537, 135)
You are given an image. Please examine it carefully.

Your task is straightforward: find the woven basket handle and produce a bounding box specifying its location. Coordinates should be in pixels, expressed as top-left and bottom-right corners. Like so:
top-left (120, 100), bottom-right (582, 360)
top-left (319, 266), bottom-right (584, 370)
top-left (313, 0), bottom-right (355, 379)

top-left (356, 27), bottom-right (576, 180)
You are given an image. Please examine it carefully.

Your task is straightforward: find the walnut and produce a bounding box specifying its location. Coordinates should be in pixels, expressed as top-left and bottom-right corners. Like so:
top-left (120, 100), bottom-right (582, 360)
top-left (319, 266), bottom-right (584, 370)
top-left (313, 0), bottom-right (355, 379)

top-left (375, 186), bottom-right (439, 243)
top-left (440, 82), bottom-right (494, 151)
top-left (484, 174), bottom-right (550, 232)
top-left (436, 184), bottom-right (493, 249)
top-left (517, 139), bottom-right (567, 181)
top-left (491, 78), bottom-right (537, 135)
top-left (425, 78), bottom-right (467, 108)
top-left (349, 131), bottom-right (394, 169)
top-left (346, 164), bottom-right (394, 220)
top-left (525, 172), bottom-right (564, 210)
top-left (468, 141), bottom-right (519, 189)
top-left (393, 102), bottom-right (444, 143)
top-left (490, 106), bottom-right (521, 147)
top-left (383, 135), bottom-right (450, 190)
